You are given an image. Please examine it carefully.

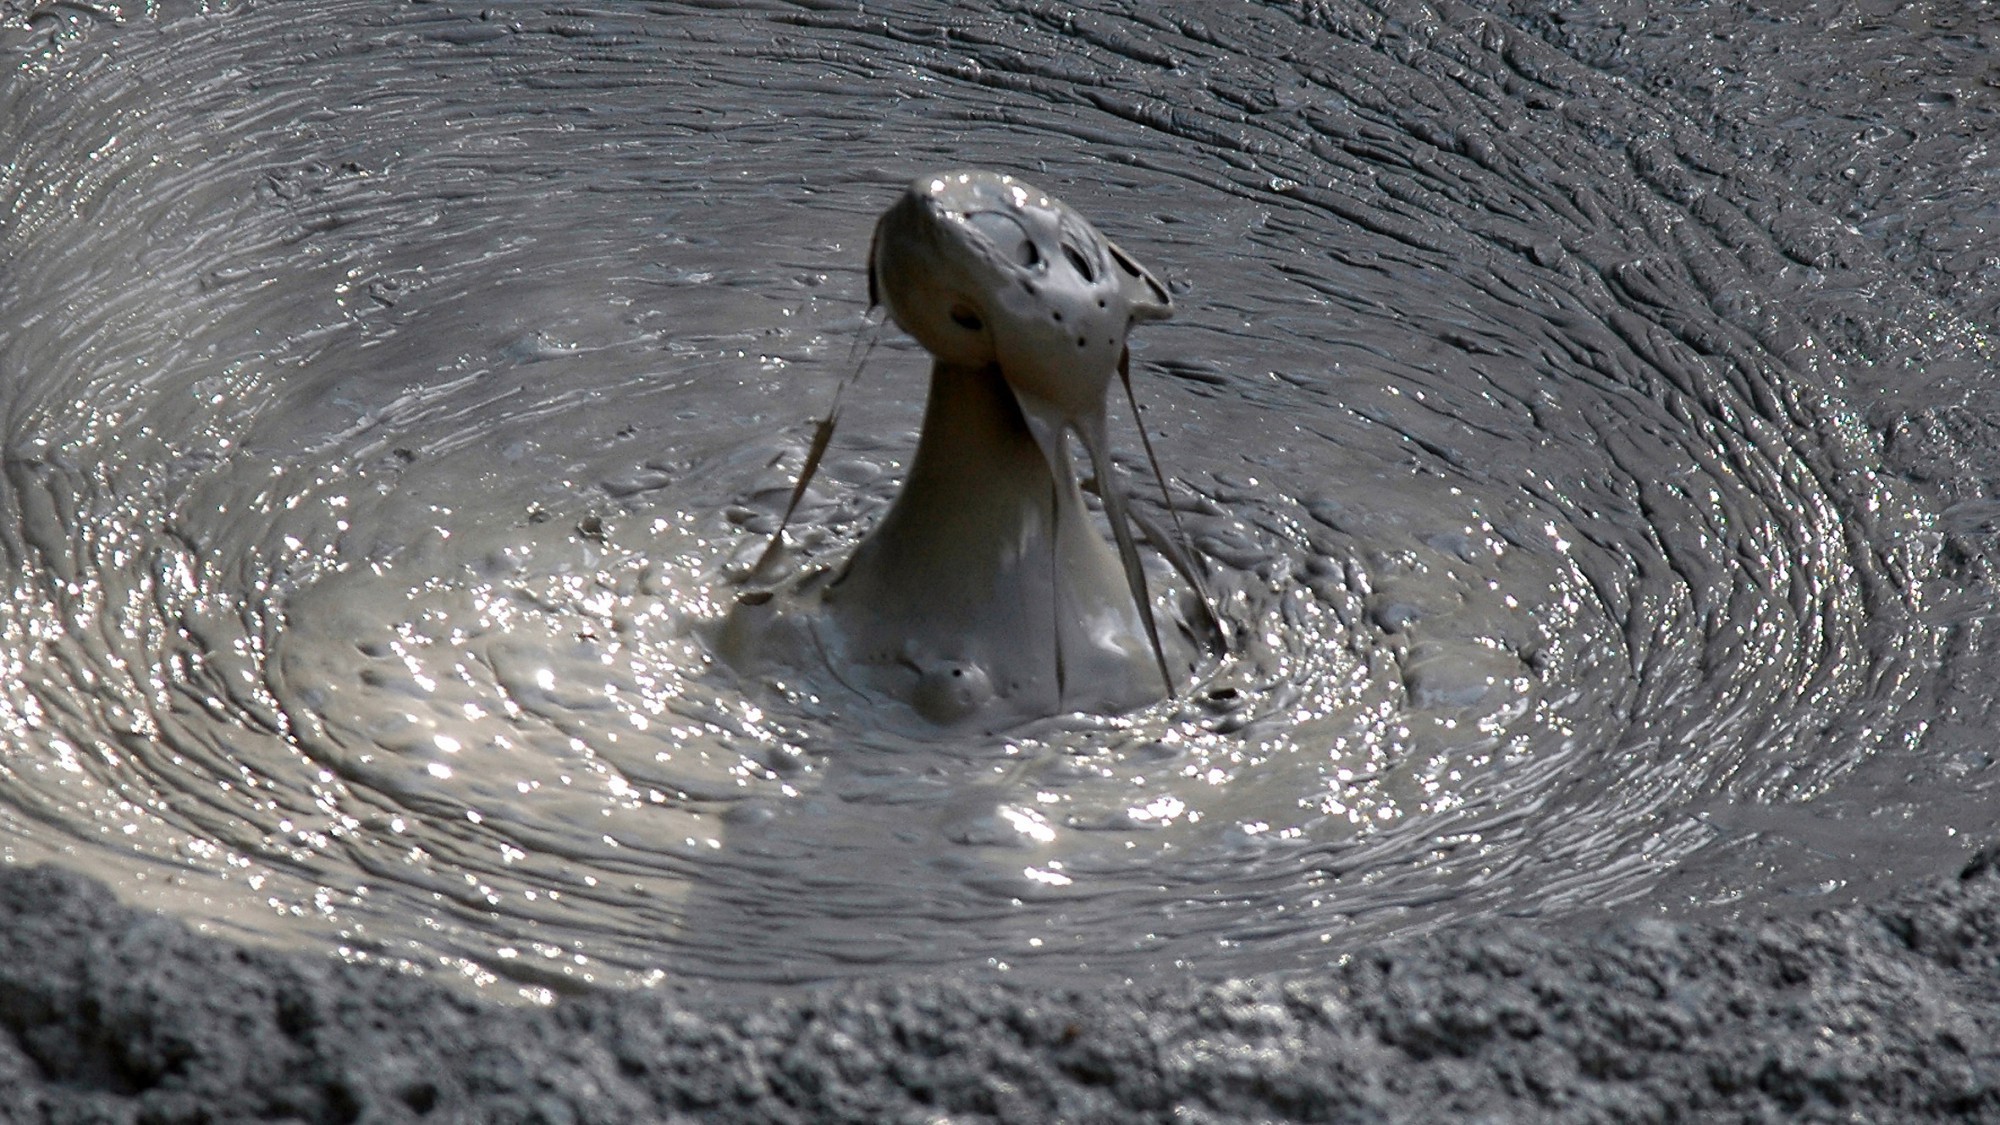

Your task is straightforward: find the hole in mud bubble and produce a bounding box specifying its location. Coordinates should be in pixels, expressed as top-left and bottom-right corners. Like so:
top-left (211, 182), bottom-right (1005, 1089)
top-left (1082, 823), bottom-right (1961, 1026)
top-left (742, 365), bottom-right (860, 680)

top-left (1062, 242), bottom-right (1095, 282)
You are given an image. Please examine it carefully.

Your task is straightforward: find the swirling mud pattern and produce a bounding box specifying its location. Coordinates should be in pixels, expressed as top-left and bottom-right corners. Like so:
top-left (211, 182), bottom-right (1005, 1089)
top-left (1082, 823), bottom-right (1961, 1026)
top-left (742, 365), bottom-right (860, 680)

top-left (0, 1), bottom-right (1959, 997)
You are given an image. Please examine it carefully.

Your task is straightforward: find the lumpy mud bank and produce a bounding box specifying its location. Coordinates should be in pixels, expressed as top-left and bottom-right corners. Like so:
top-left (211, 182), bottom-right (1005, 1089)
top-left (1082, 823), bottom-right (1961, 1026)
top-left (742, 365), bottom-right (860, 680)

top-left (1, 0), bottom-right (1996, 1118)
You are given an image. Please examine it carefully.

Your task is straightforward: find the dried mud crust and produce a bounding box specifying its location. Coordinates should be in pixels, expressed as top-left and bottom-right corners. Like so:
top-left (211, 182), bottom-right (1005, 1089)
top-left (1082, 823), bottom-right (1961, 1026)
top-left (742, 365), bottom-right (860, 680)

top-left (0, 858), bottom-right (1995, 1123)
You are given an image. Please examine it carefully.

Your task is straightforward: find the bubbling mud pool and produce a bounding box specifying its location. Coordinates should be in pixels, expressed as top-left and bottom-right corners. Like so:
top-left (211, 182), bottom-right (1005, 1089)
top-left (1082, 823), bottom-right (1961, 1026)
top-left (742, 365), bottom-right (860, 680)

top-left (0, 1), bottom-right (1955, 998)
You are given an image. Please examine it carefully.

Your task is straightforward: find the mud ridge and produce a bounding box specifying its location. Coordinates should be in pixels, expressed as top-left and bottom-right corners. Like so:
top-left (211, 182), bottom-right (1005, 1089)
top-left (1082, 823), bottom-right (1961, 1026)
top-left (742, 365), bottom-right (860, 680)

top-left (0, 857), bottom-right (1993, 1122)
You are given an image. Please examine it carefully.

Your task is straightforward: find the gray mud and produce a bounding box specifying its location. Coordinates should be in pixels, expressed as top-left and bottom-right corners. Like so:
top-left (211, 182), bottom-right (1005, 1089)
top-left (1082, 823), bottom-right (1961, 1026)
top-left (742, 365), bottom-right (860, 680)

top-left (2, 0), bottom-right (1998, 1119)
top-left (1, 856), bottom-right (1996, 1121)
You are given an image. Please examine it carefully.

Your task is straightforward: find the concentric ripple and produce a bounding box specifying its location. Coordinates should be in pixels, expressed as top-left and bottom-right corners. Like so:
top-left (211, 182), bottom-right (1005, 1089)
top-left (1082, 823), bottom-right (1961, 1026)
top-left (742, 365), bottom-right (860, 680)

top-left (0, 0), bottom-right (1945, 997)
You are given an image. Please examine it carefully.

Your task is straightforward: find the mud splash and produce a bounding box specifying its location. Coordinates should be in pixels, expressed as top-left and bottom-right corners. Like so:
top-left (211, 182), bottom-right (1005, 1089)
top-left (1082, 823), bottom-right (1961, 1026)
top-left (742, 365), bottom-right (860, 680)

top-left (0, 0), bottom-right (1967, 998)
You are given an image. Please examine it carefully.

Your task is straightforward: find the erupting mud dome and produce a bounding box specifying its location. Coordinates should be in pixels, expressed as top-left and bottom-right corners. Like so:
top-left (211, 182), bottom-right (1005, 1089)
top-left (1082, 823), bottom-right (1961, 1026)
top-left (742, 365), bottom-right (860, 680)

top-left (725, 170), bottom-right (1213, 730)
top-left (0, 0), bottom-right (1988, 1005)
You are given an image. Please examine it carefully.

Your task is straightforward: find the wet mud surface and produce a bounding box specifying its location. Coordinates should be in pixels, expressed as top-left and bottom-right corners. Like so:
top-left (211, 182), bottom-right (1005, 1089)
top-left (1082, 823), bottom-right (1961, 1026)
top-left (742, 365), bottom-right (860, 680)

top-left (1, 0), bottom-right (1997, 1118)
